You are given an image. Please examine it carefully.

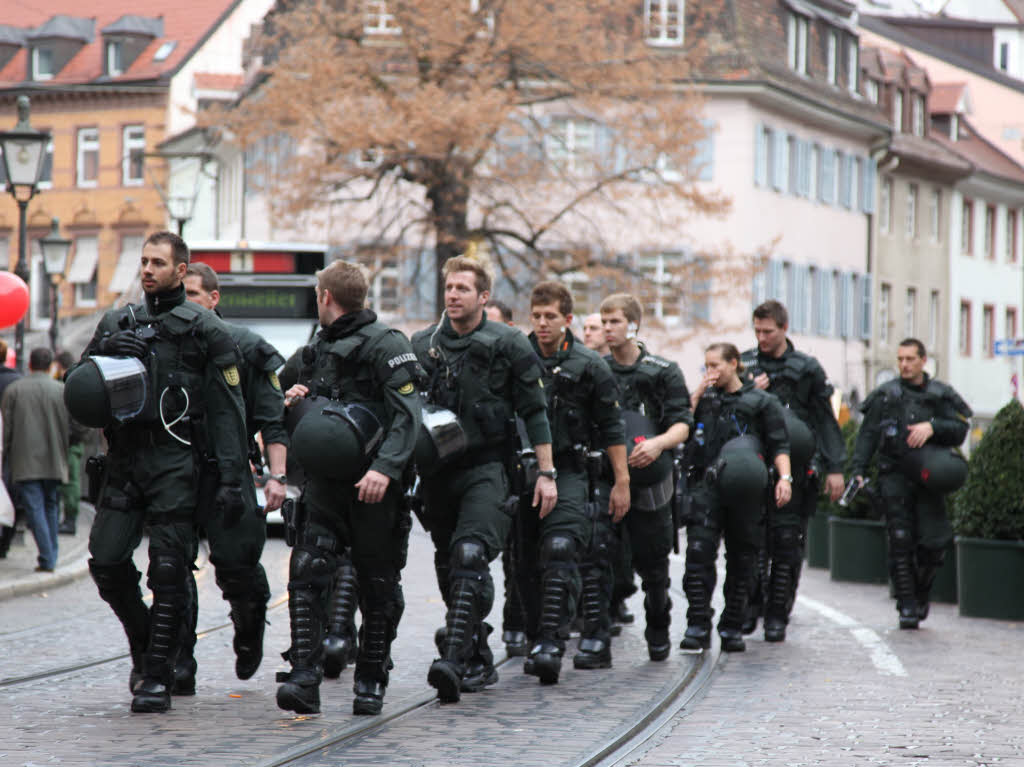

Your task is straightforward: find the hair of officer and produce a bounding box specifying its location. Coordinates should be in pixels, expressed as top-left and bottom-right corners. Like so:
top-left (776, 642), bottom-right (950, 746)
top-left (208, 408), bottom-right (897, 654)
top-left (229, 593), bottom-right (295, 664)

top-left (0, 338), bottom-right (6, 359)
top-left (442, 255), bottom-right (492, 295)
top-left (317, 260), bottom-right (368, 312)
top-left (600, 293), bottom-right (643, 327)
top-left (898, 337), bottom-right (927, 358)
top-left (144, 230), bottom-right (190, 266)
top-left (29, 347), bottom-right (53, 372)
top-left (531, 281), bottom-right (573, 317)
top-left (486, 298), bottom-right (513, 323)
top-left (752, 299), bottom-right (788, 328)
top-left (54, 350), bottom-right (74, 371)
top-left (186, 262), bottom-right (219, 293)
top-left (706, 342), bottom-right (744, 373)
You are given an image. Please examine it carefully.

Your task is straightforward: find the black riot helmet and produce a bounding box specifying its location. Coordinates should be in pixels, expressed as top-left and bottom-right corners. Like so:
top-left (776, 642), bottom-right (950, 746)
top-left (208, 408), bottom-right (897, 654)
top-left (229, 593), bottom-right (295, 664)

top-left (901, 444), bottom-right (968, 494)
top-left (291, 401), bottom-right (384, 481)
top-left (623, 409), bottom-right (673, 487)
top-left (782, 408), bottom-right (815, 477)
top-left (713, 434), bottom-right (769, 508)
top-left (63, 356), bottom-right (149, 428)
top-left (414, 402), bottom-right (467, 475)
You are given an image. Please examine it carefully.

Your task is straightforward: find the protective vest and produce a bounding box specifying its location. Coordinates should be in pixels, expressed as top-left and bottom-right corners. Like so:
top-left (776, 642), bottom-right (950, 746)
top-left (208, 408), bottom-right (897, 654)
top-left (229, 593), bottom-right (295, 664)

top-left (740, 347), bottom-right (819, 425)
top-left (540, 346), bottom-right (613, 455)
top-left (874, 378), bottom-right (969, 459)
top-left (609, 351), bottom-right (685, 430)
top-left (695, 385), bottom-right (779, 470)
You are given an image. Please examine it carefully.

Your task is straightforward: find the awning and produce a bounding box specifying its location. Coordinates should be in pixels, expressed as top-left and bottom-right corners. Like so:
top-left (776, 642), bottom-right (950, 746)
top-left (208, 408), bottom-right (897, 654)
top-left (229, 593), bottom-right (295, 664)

top-left (67, 238), bottom-right (99, 284)
top-left (108, 248), bottom-right (141, 294)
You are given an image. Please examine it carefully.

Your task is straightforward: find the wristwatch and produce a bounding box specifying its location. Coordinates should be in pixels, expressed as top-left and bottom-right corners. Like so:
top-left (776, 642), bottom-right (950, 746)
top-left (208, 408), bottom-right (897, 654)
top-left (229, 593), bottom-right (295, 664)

top-left (779, 474), bottom-right (794, 483)
top-left (268, 473), bottom-right (288, 484)
top-left (538, 469), bottom-right (558, 480)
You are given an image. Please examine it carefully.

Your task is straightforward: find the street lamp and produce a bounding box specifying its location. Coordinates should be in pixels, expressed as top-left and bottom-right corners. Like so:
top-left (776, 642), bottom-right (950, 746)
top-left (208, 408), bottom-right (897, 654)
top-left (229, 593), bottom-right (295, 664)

top-left (39, 217), bottom-right (70, 352)
top-left (0, 95), bottom-right (51, 372)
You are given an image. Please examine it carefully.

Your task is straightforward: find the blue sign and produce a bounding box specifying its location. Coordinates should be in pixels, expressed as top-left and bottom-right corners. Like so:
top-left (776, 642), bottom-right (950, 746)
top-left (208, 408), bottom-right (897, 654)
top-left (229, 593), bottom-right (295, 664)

top-left (994, 339), bottom-right (1024, 356)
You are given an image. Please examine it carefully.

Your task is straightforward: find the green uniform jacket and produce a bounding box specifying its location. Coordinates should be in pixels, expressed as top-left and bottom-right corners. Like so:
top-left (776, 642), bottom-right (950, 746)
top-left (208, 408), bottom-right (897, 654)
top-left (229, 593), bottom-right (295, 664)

top-left (605, 344), bottom-right (693, 433)
top-left (81, 285), bottom-right (250, 488)
top-left (294, 309), bottom-right (422, 481)
top-left (692, 381), bottom-right (790, 468)
top-left (226, 322), bottom-right (288, 447)
top-left (741, 340), bottom-right (845, 473)
top-left (851, 375), bottom-right (971, 477)
top-left (529, 329), bottom-right (625, 456)
top-left (412, 314), bottom-right (551, 451)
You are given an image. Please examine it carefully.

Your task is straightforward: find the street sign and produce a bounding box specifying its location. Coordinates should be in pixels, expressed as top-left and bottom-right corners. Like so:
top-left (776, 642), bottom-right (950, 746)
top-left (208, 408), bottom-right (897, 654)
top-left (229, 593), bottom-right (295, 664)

top-left (994, 338), bottom-right (1024, 356)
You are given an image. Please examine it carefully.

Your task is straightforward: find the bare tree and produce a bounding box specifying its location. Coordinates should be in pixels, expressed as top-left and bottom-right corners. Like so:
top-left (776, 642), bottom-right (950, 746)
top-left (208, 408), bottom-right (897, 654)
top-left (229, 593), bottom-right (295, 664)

top-left (219, 0), bottom-right (738, 314)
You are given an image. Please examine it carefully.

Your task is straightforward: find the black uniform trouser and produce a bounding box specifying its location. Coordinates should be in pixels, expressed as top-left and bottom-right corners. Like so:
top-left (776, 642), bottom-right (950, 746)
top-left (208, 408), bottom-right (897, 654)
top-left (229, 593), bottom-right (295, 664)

top-left (759, 473), bottom-right (817, 624)
top-left (577, 480), bottom-right (616, 644)
top-left (624, 500), bottom-right (674, 637)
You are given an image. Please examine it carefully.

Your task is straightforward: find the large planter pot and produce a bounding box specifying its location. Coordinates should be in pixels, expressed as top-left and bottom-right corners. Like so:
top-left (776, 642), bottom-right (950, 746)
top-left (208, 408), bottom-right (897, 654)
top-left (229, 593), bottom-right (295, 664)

top-left (829, 516), bottom-right (888, 584)
top-left (956, 537), bottom-right (1024, 620)
top-left (805, 510), bottom-right (830, 568)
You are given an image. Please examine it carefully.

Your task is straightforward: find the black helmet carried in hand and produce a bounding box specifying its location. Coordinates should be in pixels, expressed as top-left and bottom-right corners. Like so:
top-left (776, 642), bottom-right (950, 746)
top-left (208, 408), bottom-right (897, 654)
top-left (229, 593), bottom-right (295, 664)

top-left (291, 401), bottom-right (384, 481)
top-left (713, 434), bottom-right (769, 508)
top-left (623, 409), bottom-right (673, 488)
top-left (901, 444), bottom-right (968, 494)
top-left (63, 356), bottom-right (149, 428)
top-left (782, 408), bottom-right (815, 477)
top-left (414, 403), bottom-right (467, 476)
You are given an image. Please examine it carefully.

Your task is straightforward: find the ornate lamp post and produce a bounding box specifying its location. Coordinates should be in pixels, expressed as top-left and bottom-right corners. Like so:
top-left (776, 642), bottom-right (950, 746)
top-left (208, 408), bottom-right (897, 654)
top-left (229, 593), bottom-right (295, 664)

top-left (39, 217), bottom-right (70, 352)
top-left (0, 95), bottom-right (51, 372)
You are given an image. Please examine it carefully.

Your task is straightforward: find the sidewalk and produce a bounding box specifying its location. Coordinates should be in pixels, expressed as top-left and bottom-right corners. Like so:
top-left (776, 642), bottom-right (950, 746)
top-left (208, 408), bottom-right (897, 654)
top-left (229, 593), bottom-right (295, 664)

top-left (0, 502), bottom-right (94, 600)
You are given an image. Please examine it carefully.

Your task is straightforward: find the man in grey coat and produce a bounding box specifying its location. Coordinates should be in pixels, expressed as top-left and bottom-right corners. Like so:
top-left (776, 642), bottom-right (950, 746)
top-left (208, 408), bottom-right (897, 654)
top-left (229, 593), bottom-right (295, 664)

top-left (1, 347), bottom-right (69, 572)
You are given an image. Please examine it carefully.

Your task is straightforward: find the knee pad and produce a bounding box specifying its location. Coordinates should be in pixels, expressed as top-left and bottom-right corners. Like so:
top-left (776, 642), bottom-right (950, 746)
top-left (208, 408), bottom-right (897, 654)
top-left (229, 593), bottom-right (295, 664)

top-left (771, 525), bottom-right (802, 552)
top-left (216, 564), bottom-right (270, 603)
top-left (686, 535), bottom-right (717, 566)
top-left (888, 525), bottom-right (914, 553)
top-left (89, 558), bottom-right (142, 594)
top-left (289, 544), bottom-right (338, 590)
top-left (540, 535), bottom-right (576, 568)
top-left (148, 549), bottom-right (185, 588)
top-left (451, 538), bottom-right (488, 572)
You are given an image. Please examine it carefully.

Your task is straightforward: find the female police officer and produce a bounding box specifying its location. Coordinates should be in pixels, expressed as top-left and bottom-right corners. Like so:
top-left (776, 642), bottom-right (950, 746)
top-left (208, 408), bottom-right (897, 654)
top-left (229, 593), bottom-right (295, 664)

top-left (682, 343), bottom-right (791, 653)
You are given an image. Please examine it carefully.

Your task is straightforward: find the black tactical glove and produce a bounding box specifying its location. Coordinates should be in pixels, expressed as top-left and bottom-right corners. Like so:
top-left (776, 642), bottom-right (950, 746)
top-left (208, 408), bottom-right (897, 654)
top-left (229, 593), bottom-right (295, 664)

top-left (215, 484), bottom-right (247, 528)
top-left (97, 330), bottom-right (148, 359)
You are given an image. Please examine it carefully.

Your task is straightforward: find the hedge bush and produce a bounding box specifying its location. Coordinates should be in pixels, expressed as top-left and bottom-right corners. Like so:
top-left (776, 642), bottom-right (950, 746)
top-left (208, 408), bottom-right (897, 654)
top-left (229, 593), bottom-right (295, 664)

top-left (950, 398), bottom-right (1024, 540)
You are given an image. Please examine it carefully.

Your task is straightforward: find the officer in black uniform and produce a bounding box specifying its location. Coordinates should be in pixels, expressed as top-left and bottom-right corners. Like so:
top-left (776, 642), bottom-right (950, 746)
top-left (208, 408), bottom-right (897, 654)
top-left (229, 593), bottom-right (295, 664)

top-left (851, 338), bottom-right (971, 629)
top-left (741, 300), bottom-right (845, 642)
top-left (684, 343), bottom-right (792, 652)
top-left (276, 260), bottom-right (422, 715)
top-left (69, 231), bottom-right (252, 713)
top-left (600, 294), bottom-right (692, 661)
top-left (519, 282), bottom-right (629, 682)
top-left (412, 254), bottom-right (556, 703)
top-left (178, 262), bottom-right (287, 692)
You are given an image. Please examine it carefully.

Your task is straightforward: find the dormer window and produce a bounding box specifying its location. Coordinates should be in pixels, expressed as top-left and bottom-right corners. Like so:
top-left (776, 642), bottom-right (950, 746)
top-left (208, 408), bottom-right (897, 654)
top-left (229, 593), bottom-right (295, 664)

top-left (893, 89), bottom-right (904, 133)
top-left (912, 93), bottom-right (926, 137)
top-left (106, 41), bottom-right (123, 76)
top-left (787, 13), bottom-right (809, 75)
top-left (644, 0), bottom-right (685, 47)
top-left (101, 15), bottom-right (163, 75)
top-left (32, 47), bottom-right (54, 80)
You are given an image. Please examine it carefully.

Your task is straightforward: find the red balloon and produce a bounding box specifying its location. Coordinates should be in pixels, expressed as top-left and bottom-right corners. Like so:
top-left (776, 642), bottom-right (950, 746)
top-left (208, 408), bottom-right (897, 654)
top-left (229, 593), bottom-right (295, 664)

top-left (0, 271), bottom-right (29, 329)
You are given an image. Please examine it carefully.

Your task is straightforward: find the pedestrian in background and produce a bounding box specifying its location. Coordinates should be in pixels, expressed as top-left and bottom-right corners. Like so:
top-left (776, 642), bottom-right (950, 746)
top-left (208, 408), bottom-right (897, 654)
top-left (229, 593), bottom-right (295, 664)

top-left (0, 338), bottom-right (21, 557)
top-left (53, 350), bottom-right (88, 536)
top-left (1, 347), bottom-right (69, 572)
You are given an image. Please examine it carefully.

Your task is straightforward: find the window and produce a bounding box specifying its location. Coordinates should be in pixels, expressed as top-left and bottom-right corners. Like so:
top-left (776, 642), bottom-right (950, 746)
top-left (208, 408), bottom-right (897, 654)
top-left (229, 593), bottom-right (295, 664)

top-left (364, 1), bottom-right (401, 35)
top-left (950, 114), bottom-right (959, 141)
top-left (929, 188), bottom-right (941, 242)
top-left (360, 252), bottom-right (400, 314)
top-left (819, 148), bottom-right (836, 205)
top-left (644, 0), bottom-right (684, 46)
top-left (106, 41), bottom-right (123, 76)
top-left (1000, 42), bottom-right (1010, 72)
top-left (827, 31), bottom-right (838, 86)
top-left (69, 236), bottom-right (99, 308)
top-left (865, 79), bottom-right (879, 104)
top-left (847, 38), bottom-right (859, 94)
top-left (1007, 307), bottom-right (1018, 341)
top-left (637, 252), bottom-right (684, 324)
top-left (959, 300), bottom-right (972, 356)
top-left (754, 124), bottom-right (769, 186)
top-left (906, 184), bottom-right (918, 239)
top-left (962, 199), bottom-right (973, 255)
top-left (893, 89), bottom-right (904, 133)
top-left (879, 282), bottom-right (891, 344)
top-left (787, 14), bottom-right (808, 75)
top-left (880, 177), bottom-right (892, 234)
top-left (122, 125), bottom-right (145, 186)
top-left (32, 47), bottom-right (53, 80)
top-left (546, 117), bottom-right (596, 175)
top-left (905, 287), bottom-right (917, 337)
top-left (37, 137), bottom-right (53, 190)
top-left (912, 94), bottom-right (926, 137)
top-left (983, 304), bottom-right (995, 357)
top-left (77, 128), bottom-right (100, 188)
top-left (1007, 210), bottom-right (1018, 262)
top-left (787, 135), bottom-right (800, 194)
top-left (985, 205), bottom-right (996, 260)
top-left (808, 144), bottom-right (819, 201)
top-left (779, 261), bottom-right (792, 307)
top-left (153, 41), bottom-right (177, 61)
top-left (929, 290), bottom-right (940, 348)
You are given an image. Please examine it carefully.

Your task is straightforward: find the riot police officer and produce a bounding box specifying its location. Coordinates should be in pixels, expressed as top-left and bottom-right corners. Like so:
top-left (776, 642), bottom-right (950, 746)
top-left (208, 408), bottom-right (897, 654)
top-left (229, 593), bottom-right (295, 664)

top-left (276, 260), bottom-right (422, 716)
top-left (518, 282), bottom-right (629, 682)
top-left (412, 255), bottom-right (556, 703)
top-left (178, 262), bottom-right (289, 693)
top-left (69, 231), bottom-right (252, 713)
top-left (741, 300), bottom-right (845, 642)
top-left (683, 343), bottom-right (792, 653)
top-left (600, 294), bottom-right (692, 661)
top-left (851, 338), bottom-right (971, 629)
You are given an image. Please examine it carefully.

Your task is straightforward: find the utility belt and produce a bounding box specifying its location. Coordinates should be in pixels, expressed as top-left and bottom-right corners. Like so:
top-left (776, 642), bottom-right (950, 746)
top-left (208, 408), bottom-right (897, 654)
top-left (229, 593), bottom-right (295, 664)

top-left (111, 423), bottom-right (190, 451)
top-left (450, 444), bottom-right (506, 471)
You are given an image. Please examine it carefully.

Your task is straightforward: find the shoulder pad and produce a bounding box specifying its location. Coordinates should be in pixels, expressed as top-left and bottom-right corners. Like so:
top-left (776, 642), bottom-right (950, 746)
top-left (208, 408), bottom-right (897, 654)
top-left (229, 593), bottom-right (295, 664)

top-left (859, 388), bottom-right (885, 413)
top-left (740, 349), bottom-right (758, 365)
top-left (641, 354), bottom-right (671, 369)
top-left (249, 338), bottom-right (285, 371)
top-left (928, 380), bottom-right (972, 417)
top-left (169, 303), bottom-right (202, 321)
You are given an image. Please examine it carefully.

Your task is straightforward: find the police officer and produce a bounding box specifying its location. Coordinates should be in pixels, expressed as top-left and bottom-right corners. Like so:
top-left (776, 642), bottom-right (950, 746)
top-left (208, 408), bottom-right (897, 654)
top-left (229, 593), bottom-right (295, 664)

top-left (600, 294), bottom-right (692, 661)
top-left (741, 300), bottom-right (845, 642)
top-left (71, 231), bottom-right (252, 713)
top-left (412, 255), bottom-right (556, 703)
top-left (179, 262), bottom-right (288, 692)
top-left (850, 338), bottom-right (971, 629)
top-left (519, 282), bottom-right (629, 682)
top-left (276, 260), bottom-right (422, 715)
top-left (684, 343), bottom-right (792, 652)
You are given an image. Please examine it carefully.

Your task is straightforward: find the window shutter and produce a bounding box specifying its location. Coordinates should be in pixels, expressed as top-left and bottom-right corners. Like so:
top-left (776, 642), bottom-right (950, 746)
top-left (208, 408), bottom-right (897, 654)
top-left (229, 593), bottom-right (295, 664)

top-left (754, 123), bottom-right (767, 187)
top-left (840, 272), bottom-right (854, 338)
top-left (793, 264), bottom-right (808, 332)
top-left (821, 149), bottom-right (835, 205)
top-left (773, 130), bottom-right (787, 191)
top-left (837, 152), bottom-right (850, 208)
top-left (768, 259), bottom-right (784, 299)
top-left (799, 140), bottom-right (811, 197)
top-left (862, 156), bottom-right (876, 213)
top-left (860, 272), bottom-right (873, 339)
top-left (695, 119), bottom-right (714, 181)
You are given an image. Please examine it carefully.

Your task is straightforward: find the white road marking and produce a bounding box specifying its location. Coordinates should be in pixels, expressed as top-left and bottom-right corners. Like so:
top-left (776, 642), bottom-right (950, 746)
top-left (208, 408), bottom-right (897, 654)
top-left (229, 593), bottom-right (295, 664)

top-left (798, 594), bottom-right (908, 677)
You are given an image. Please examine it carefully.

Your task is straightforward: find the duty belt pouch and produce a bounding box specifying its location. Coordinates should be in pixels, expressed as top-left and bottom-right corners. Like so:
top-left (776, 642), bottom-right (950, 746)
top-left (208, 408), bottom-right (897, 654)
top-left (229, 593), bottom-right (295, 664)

top-left (631, 473), bottom-right (675, 512)
top-left (84, 454), bottom-right (108, 505)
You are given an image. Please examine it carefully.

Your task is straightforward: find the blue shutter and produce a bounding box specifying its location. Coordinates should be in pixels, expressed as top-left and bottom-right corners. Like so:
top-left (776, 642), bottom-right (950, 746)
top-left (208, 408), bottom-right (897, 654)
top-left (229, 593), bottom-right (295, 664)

top-left (820, 149), bottom-right (835, 205)
top-left (767, 259), bottom-right (784, 299)
top-left (840, 272), bottom-right (854, 338)
top-left (754, 124), bottom-right (767, 186)
top-left (792, 265), bottom-right (807, 332)
top-left (837, 152), bottom-right (850, 208)
top-left (695, 119), bottom-right (714, 181)
top-left (799, 140), bottom-right (811, 197)
top-left (752, 261), bottom-right (768, 307)
top-left (862, 156), bottom-right (877, 213)
top-left (860, 272), bottom-right (873, 340)
top-left (773, 130), bottom-right (787, 191)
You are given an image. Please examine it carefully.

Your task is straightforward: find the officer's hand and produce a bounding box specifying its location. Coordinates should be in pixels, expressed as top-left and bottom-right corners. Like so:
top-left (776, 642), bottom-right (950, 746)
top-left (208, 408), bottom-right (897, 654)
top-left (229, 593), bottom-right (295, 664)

top-left (753, 373), bottom-right (770, 390)
top-left (628, 439), bottom-right (663, 469)
top-left (906, 421), bottom-right (934, 448)
top-left (263, 478), bottom-right (286, 513)
top-left (609, 481), bottom-right (631, 522)
top-left (215, 485), bottom-right (247, 528)
top-left (775, 477), bottom-right (792, 506)
top-left (534, 475), bottom-right (558, 519)
top-left (284, 384), bottom-right (309, 407)
top-left (824, 472), bottom-right (845, 503)
top-left (854, 475), bottom-right (865, 488)
top-left (355, 470), bottom-right (390, 504)
top-left (98, 330), bottom-right (148, 359)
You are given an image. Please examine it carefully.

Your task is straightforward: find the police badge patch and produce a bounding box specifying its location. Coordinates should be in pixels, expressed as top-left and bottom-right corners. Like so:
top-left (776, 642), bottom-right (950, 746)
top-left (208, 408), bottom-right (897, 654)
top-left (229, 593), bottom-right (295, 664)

top-left (269, 371), bottom-right (282, 391)
top-left (398, 382), bottom-right (415, 395)
top-left (223, 365), bottom-right (241, 386)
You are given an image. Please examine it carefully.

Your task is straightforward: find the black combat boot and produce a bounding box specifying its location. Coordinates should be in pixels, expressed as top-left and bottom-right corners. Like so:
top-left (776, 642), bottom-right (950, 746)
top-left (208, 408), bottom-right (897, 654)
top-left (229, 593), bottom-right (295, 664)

top-left (718, 550), bottom-right (756, 653)
top-left (216, 565), bottom-right (270, 681)
top-left (681, 534), bottom-right (717, 651)
top-left (323, 560), bottom-right (359, 679)
top-left (914, 546), bottom-right (945, 623)
top-left (172, 569), bottom-right (199, 695)
top-left (888, 527), bottom-right (919, 629)
top-left (526, 536), bottom-right (576, 684)
top-left (132, 550), bottom-right (187, 713)
top-left (637, 561), bottom-right (672, 661)
top-left (573, 561), bottom-right (612, 670)
top-left (743, 545), bottom-right (768, 635)
top-left (276, 585), bottom-right (324, 714)
top-left (428, 578), bottom-right (478, 702)
top-left (462, 622), bottom-right (499, 692)
top-left (352, 573), bottom-right (403, 715)
top-left (764, 559), bottom-right (795, 643)
top-left (90, 559), bottom-right (150, 693)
